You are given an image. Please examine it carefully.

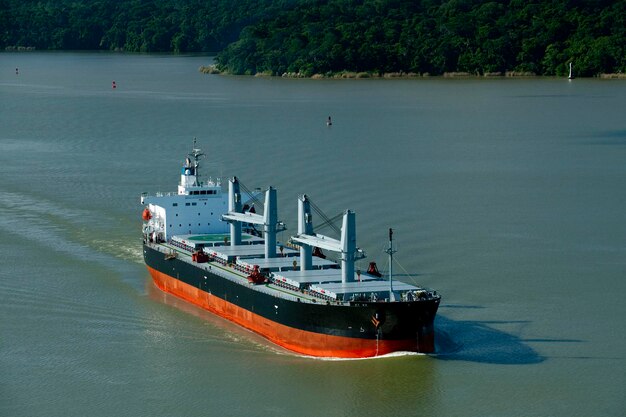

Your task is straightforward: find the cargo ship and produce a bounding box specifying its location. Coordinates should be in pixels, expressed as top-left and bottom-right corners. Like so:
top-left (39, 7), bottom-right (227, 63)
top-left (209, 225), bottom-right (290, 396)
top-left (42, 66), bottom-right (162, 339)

top-left (141, 141), bottom-right (440, 358)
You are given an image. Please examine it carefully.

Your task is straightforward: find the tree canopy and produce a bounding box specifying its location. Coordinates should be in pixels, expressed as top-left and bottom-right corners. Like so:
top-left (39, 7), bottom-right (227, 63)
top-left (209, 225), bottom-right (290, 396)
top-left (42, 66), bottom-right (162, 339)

top-left (215, 0), bottom-right (626, 76)
top-left (2, 0), bottom-right (624, 76)
top-left (1, 0), bottom-right (287, 52)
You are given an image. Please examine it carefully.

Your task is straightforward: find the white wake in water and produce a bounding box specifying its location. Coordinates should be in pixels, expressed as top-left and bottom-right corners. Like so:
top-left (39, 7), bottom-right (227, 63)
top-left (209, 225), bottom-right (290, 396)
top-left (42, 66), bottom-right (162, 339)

top-left (0, 189), bottom-right (142, 270)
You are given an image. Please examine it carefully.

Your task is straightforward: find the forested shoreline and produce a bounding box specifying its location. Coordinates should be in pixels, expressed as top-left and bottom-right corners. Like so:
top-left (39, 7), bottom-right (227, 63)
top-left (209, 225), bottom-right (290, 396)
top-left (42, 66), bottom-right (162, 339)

top-left (1, 0), bottom-right (284, 53)
top-left (2, 0), bottom-right (624, 77)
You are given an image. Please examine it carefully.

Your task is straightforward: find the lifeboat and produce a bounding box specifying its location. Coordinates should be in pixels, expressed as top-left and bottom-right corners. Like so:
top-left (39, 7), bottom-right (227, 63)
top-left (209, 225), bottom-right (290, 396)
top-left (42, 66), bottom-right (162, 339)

top-left (142, 208), bottom-right (152, 221)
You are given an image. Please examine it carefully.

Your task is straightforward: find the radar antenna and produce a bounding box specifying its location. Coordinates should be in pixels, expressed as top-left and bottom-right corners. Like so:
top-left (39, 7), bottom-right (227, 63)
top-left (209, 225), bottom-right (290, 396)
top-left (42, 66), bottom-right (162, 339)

top-left (187, 137), bottom-right (205, 186)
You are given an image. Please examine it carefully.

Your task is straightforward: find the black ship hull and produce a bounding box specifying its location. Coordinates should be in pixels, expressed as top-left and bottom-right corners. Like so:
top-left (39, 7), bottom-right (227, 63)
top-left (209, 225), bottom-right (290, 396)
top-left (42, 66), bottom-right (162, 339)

top-left (144, 244), bottom-right (439, 357)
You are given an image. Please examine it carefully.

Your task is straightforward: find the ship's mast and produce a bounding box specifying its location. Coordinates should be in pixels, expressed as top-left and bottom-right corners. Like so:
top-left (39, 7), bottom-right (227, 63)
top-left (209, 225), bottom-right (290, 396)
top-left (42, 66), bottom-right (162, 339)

top-left (188, 137), bottom-right (205, 186)
top-left (385, 228), bottom-right (396, 301)
top-left (179, 138), bottom-right (206, 194)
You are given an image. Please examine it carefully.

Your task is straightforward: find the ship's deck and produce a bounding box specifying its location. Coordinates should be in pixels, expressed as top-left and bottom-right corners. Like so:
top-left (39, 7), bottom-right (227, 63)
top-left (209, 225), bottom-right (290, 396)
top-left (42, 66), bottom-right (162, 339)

top-left (205, 244), bottom-right (298, 262)
top-left (150, 233), bottom-right (437, 304)
top-left (172, 233), bottom-right (264, 249)
top-left (236, 256), bottom-right (337, 273)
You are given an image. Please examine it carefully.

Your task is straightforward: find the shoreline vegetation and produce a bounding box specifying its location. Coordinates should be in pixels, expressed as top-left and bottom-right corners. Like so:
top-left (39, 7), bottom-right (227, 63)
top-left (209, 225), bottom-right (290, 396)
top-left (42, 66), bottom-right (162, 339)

top-left (4, 48), bottom-right (624, 79)
top-left (3, 0), bottom-right (625, 78)
top-left (199, 65), bottom-right (625, 79)
top-left (4, 46), bottom-right (37, 51)
top-left (212, 0), bottom-right (625, 78)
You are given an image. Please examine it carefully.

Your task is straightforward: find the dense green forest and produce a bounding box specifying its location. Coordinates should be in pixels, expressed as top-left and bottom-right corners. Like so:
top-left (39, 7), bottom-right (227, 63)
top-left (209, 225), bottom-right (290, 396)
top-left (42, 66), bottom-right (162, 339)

top-left (215, 0), bottom-right (625, 76)
top-left (0, 0), bottom-right (291, 52)
top-left (2, 0), bottom-right (624, 76)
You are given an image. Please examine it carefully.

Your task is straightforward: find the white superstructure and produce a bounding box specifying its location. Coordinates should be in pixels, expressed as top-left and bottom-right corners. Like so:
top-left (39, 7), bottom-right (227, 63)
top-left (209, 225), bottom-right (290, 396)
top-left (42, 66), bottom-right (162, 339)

top-left (141, 141), bottom-right (230, 241)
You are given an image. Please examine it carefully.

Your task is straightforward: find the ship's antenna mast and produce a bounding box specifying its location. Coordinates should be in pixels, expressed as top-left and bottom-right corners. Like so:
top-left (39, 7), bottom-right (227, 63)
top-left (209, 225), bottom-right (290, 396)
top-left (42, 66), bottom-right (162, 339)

top-left (385, 228), bottom-right (396, 301)
top-left (189, 137), bottom-right (205, 186)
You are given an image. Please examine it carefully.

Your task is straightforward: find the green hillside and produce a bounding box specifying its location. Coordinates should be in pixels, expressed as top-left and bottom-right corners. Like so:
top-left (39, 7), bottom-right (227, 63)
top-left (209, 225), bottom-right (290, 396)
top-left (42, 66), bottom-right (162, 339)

top-left (215, 0), bottom-right (626, 77)
top-left (2, 0), bottom-right (624, 76)
top-left (0, 0), bottom-right (287, 52)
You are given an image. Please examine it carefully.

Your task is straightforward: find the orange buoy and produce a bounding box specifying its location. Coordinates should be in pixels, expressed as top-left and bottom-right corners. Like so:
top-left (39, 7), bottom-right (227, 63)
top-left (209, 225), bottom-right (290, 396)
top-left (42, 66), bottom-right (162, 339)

top-left (142, 208), bottom-right (152, 221)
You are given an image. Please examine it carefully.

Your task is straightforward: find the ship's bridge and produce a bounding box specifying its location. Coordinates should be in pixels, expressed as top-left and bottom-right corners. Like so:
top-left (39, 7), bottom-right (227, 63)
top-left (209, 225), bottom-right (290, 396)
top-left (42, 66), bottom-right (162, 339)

top-left (141, 190), bottom-right (229, 241)
top-left (177, 150), bottom-right (222, 195)
top-left (142, 141), bottom-right (231, 241)
top-left (178, 182), bottom-right (222, 196)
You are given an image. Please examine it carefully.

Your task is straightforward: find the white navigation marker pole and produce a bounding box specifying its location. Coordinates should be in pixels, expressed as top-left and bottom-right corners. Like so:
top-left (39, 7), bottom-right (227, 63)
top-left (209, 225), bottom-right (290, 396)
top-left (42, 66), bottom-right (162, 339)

top-left (568, 62), bottom-right (574, 80)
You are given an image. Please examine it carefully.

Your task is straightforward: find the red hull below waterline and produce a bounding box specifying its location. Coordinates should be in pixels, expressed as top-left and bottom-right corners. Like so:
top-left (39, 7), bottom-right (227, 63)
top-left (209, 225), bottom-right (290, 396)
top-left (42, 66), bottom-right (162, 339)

top-left (147, 266), bottom-right (434, 358)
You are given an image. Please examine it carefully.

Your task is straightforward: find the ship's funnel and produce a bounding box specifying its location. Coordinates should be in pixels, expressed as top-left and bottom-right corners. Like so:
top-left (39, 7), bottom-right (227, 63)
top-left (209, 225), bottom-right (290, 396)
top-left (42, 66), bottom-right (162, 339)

top-left (179, 158), bottom-right (197, 192)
